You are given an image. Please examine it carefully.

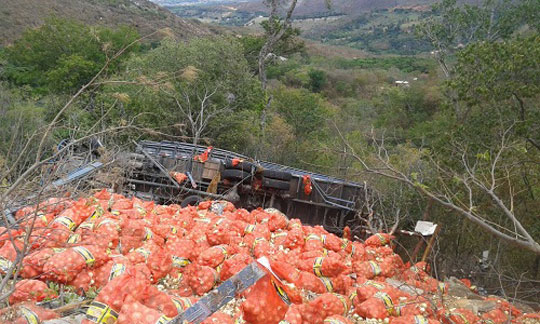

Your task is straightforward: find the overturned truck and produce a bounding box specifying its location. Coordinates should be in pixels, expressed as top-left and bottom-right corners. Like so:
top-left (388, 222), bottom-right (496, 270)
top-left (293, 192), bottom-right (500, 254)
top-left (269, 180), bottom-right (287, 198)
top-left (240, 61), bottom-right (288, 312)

top-left (124, 141), bottom-right (367, 233)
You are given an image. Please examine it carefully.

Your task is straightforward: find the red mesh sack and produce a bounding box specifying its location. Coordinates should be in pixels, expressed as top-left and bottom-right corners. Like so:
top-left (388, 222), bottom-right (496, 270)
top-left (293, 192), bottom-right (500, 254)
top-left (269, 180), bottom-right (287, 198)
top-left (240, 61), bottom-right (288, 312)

top-left (322, 233), bottom-right (343, 252)
top-left (323, 315), bottom-right (353, 324)
top-left (355, 292), bottom-right (400, 319)
top-left (282, 304), bottom-right (303, 324)
top-left (241, 275), bottom-right (289, 324)
top-left (9, 303), bottom-right (59, 324)
top-left (304, 234), bottom-right (324, 251)
top-left (296, 271), bottom-right (333, 294)
top-left (270, 260), bottom-right (300, 284)
top-left (126, 241), bottom-right (172, 282)
top-left (69, 268), bottom-right (96, 292)
top-left (187, 264), bottom-right (218, 295)
top-left (297, 255), bottom-right (347, 278)
top-left (93, 255), bottom-right (132, 288)
top-left (355, 280), bottom-right (394, 302)
top-left (253, 238), bottom-right (273, 258)
top-left (481, 309), bottom-right (508, 324)
top-left (365, 233), bottom-right (394, 247)
top-left (206, 218), bottom-right (242, 246)
top-left (219, 253), bottom-right (253, 281)
top-left (82, 269), bottom-right (152, 323)
top-left (331, 274), bottom-right (355, 295)
top-left (265, 208), bottom-right (289, 232)
top-left (308, 293), bottom-right (350, 319)
top-left (117, 295), bottom-right (169, 324)
top-left (437, 308), bottom-right (480, 324)
top-left (42, 245), bottom-right (109, 282)
top-left (283, 225), bottom-right (304, 249)
top-left (350, 242), bottom-right (366, 262)
top-left (199, 245), bottom-right (230, 268)
top-left (140, 285), bottom-right (178, 318)
top-left (0, 240), bottom-right (23, 274)
top-left (353, 261), bottom-right (385, 279)
top-left (20, 247), bottom-right (59, 279)
top-left (8, 280), bottom-right (57, 304)
top-left (485, 297), bottom-right (522, 317)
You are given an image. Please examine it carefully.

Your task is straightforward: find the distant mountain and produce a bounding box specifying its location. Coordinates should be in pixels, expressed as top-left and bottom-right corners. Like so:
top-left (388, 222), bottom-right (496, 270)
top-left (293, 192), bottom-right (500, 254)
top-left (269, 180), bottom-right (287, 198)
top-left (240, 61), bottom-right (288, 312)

top-left (0, 0), bottom-right (215, 46)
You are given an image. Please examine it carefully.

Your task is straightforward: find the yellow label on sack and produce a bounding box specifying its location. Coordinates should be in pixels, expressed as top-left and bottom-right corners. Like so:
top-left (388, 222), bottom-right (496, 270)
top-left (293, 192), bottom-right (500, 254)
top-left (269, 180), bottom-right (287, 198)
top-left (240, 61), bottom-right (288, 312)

top-left (54, 216), bottom-right (76, 231)
top-left (39, 212), bottom-right (48, 224)
top-left (271, 279), bottom-right (291, 305)
top-left (333, 293), bottom-right (349, 316)
top-left (244, 224), bottom-right (255, 234)
top-left (313, 257), bottom-right (324, 277)
top-left (414, 315), bottom-right (428, 324)
top-left (194, 218), bottom-right (211, 224)
top-left (96, 219), bottom-right (117, 230)
top-left (136, 206), bottom-right (146, 216)
top-left (90, 206), bottom-right (104, 220)
top-left (0, 256), bottom-right (14, 273)
top-left (306, 234), bottom-right (321, 242)
top-left (368, 261), bottom-right (381, 276)
top-left (155, 315), bottom-right (171, 324)
top-left (216, 263), bottom-right (223, 273)
top-left (349, 291), bottom-right (358, 302)
top-left (79, 222), bottom-right (94, 231)
top-left (172, 256), bottom-right (191, 268)
top-left (171, 227), bottom-right (178, 234)
top-left (109, 263), bottom-right (126, 281)
top-left (272, 232), bottom-right (287, 239)
top-left (73, 246), bottom-right (95, 267)
top-left (110, 210), bottom-right (120, 216)
top-left (279, 321), bottom-right (292, 324)
top-left (376, 233), bottom-right (388, 245)
top-left (144, 227), bottom-right (153, 241)
top-left (438, 282), bottom-right (447, 294)
top-left (67, 233), bottom-right (81, 244)
top-left (374, 292), bottom-right (396, 316)
top-left (20, 306), bottom-right (40, 324)
top-left (350, 244), bottom-right (356, 256)
top-left (136, 248), bottom-right (151, 262)
top-left (322, 249), bottom-right (329, 256)
top-left (52, 248), bottom-right (66, 253)
top-left (324, 319), bottom-right (344, 324)
top-left (217, 245), bottom-right (228, 256)
top-left (319, 276), bottom-right (334, 292)
top-left (172, 297), bottom-right (192, 312)
top-left (321, 235), bottom-right (327, 244)
top-left (450, 312), bottom-right (469, 324)
top-left (364, 280), bottom-right (385, 289)
top-left (253, 237), bottom-right (265, 249)
top-left (341, 239), bottom-right (349, 250)
top-left (85, 301), bottom-right (119, 324)
top-left (215, 218), bottom-right (225, 226)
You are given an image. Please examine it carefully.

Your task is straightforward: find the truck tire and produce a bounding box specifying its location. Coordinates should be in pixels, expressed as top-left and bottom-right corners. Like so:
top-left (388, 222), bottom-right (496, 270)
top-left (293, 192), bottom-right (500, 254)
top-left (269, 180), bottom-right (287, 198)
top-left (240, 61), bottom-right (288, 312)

top-left (262, 177), bottom-right (291, 190)
top-left (262, 169), bottom-right (292, 181)
top-left (224, 159), bottom-right (257, 171)
top-left (181, 195), bottom-right (202, 207)
top-left (222, 169), bottom-right (250, 181)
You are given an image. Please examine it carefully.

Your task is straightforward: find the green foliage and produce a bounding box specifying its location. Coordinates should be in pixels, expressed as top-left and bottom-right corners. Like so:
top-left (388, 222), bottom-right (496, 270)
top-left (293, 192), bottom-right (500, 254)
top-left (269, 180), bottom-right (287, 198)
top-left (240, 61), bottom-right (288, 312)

top-left (98, 36), bottom-right (264, 143)
top-left (2, 17), bottom-right (140, 94)
top-left (308, 69), bottom-right (327, 93)
top-left (271, 86), bottom-right (329, 141)
top-left (329, 56), bottom-right (434, 73)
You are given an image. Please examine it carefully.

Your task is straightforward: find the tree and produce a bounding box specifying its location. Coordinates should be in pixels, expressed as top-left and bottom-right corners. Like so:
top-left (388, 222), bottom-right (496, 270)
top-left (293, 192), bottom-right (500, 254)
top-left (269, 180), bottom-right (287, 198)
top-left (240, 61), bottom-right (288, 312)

top-left (2, 17), bottom-right (140, 94)
top-left (416, 0), bottom-right (534, 79)
top-left (101, 37), bottom-right (264, 146)
top-left (308, 69), bottom-right (327, 93)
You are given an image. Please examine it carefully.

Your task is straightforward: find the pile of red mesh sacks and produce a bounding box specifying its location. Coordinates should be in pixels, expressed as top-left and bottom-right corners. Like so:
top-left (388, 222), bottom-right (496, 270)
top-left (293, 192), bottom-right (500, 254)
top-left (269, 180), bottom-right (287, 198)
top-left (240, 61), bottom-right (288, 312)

top-left (1, 189), bottom-right (539, 324)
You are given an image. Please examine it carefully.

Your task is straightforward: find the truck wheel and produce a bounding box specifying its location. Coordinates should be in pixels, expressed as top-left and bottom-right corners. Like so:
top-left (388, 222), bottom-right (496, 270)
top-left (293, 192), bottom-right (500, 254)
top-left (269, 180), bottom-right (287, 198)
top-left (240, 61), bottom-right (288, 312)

top-left (222, 169), bottom-right (250, 181)
top-left (181, 195), bottom-right (202, 207)
top-left (262, 169), bottom-right (292, 181)
top-left (262, 177), bottom-right (291, 190)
